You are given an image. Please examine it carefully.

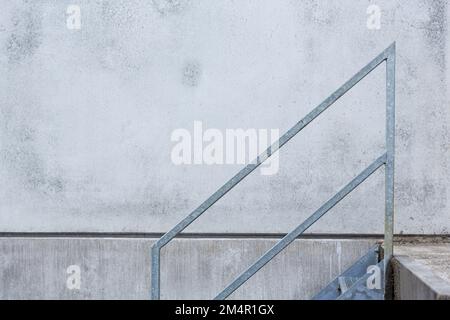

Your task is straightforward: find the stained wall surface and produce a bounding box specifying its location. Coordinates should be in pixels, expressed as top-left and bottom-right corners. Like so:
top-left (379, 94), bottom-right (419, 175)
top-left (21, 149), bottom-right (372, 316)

top-left (0, 1), bottom-right (449, 234)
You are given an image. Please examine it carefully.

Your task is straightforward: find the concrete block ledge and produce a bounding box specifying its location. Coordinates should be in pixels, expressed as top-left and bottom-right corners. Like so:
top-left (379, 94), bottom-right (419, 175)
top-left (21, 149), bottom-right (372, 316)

top-left (393, 244), bottom-right (450, 300)
top-left (0, 237), bottom-right (376, 300)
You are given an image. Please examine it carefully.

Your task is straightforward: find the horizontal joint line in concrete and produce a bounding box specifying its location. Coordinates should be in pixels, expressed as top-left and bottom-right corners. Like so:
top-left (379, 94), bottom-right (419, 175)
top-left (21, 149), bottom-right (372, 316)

top-left (0, 232), bottom-right (386, 239)
top-left (0, 233), bottom-right (447, 241)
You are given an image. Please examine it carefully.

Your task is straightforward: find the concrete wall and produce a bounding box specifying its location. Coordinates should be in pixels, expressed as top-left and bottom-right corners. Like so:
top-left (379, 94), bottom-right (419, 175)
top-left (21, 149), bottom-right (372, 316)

top-left (393, 244), bottom-right (450, 300)
top-left (0, 237), bottom-right (374, 299)
top-left (0, 0), bottom-right (449, 234)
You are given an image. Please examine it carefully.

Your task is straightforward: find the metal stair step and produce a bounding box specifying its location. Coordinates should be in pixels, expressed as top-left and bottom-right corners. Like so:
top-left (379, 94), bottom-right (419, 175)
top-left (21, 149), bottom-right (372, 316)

top-left (337, 260), bottom-right (385, 300)
top-left (312, 244), bottom-right (381, 300)
top-left (338, 276), bottom-right (360, 294)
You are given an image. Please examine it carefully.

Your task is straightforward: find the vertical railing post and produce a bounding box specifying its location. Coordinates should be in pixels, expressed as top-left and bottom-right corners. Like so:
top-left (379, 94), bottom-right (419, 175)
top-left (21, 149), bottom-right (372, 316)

top-left (151, 244), bottom-right (160, 299)
top-left (384, 42), bottom-right (396, 298)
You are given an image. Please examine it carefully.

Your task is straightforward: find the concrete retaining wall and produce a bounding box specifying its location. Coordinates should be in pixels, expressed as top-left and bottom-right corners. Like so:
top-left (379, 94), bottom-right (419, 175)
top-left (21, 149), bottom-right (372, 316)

top-left (0, 237), bottom-right (375, 299)
top-left (393, 256), bottom-right (450, 299)
top-left (393, 244), bottom-right (450, 300)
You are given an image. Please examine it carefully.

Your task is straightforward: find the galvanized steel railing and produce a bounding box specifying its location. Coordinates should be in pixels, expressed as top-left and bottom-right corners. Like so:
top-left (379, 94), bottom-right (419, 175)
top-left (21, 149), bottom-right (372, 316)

top-left (151, 43), bottom-right (396, 300)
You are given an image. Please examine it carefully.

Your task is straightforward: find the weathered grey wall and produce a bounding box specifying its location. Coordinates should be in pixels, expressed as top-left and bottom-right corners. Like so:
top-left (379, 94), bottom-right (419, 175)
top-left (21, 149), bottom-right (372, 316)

top-left (0, 1), bottom-right (449, 234)
top-left (0, 237), bottom-right (374, 299)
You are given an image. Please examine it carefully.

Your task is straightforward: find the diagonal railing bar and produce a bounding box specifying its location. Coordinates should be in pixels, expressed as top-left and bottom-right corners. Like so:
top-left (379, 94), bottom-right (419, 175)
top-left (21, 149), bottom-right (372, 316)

top-left (214, 153), bottom-right (386, 300)
top-left (151, 43), bottom-right (395, 300)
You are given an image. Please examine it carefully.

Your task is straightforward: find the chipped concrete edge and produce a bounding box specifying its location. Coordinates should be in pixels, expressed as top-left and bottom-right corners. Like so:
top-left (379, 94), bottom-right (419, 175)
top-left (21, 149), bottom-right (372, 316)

top-left (393, 255), bottom-right (450, 300)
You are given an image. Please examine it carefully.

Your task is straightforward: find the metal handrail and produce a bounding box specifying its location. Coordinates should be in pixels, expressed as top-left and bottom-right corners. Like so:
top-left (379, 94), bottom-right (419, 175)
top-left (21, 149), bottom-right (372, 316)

top-left (151, 43), bottom-right (395, 300)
